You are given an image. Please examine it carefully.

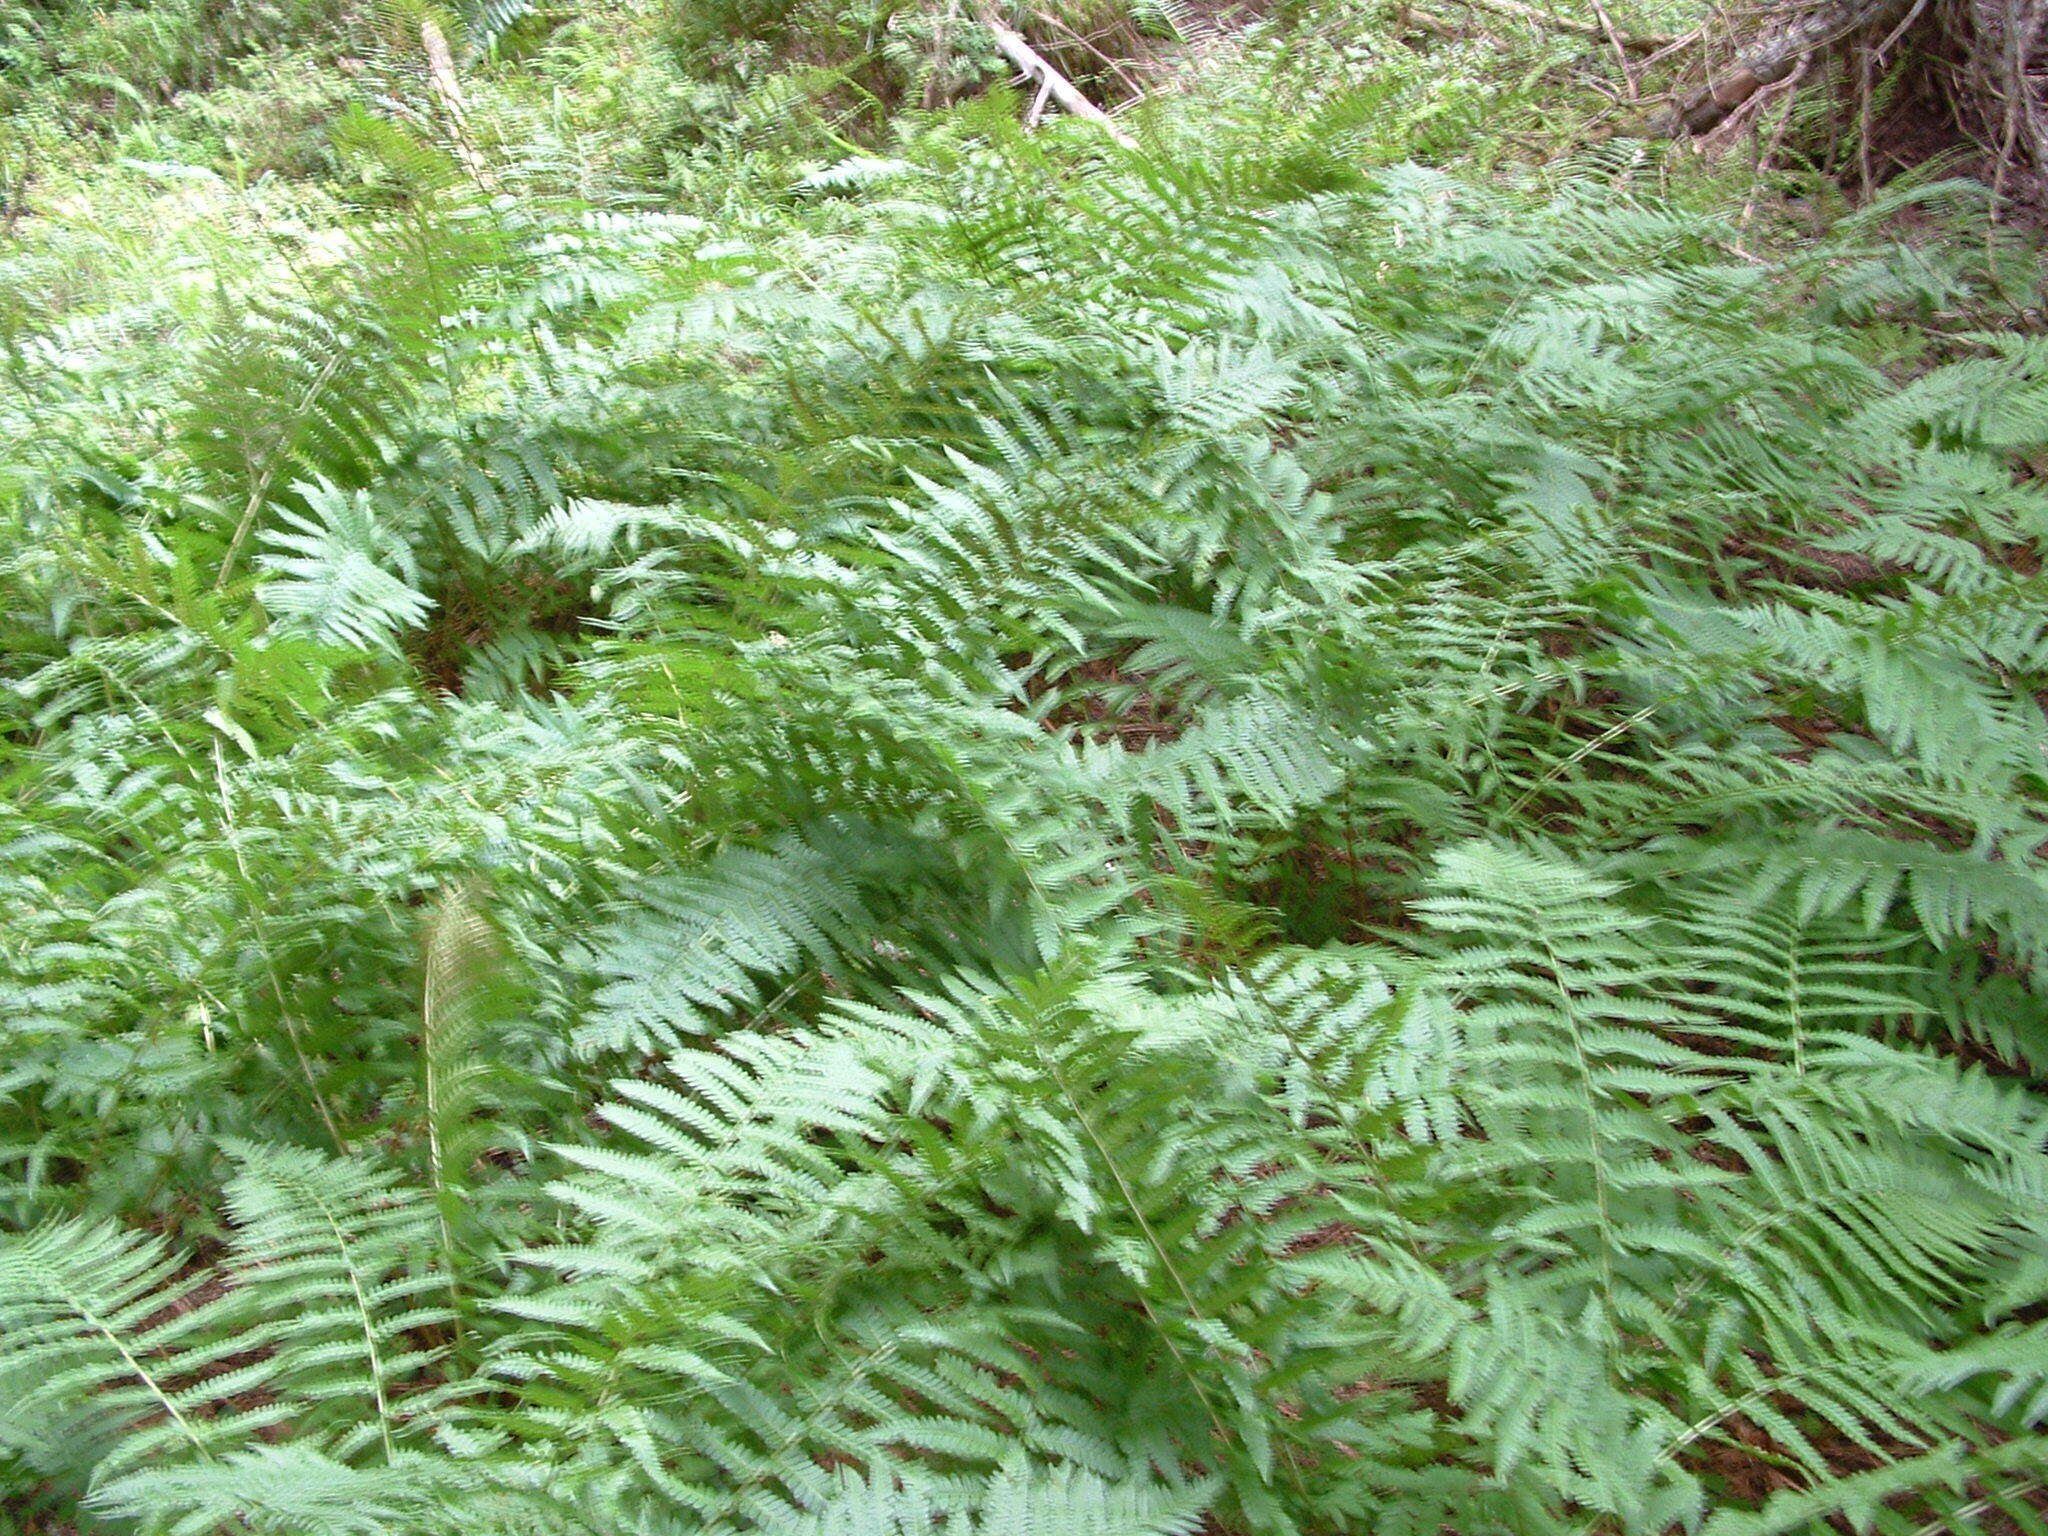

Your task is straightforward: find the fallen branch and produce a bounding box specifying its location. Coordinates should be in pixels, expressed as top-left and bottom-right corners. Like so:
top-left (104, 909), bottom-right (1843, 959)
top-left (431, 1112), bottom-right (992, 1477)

top-left (1648, 0), bottom-right (1910, 136)
top-left (982, 13), bottom-right (1139, 148)
top-left (1449, 0), bottom-right (1684, 51)
top-left (1025, 74), bottom-right (1055, 127)
top-left (1030, 7), bottom-right (1150, 97)
top-left (422, 17), bottom-right (498, 189)
top-left (1588, 0), bottom-right (1643, 93)
top-left (1404, 4), bottom-right (1473, 37)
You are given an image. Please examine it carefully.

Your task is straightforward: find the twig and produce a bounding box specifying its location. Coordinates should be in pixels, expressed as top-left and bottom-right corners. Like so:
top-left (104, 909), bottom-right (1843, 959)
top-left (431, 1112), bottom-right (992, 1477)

top-left (1738, 54), bottom-right (1810, 234)
top-left (1030, 7), bottom-right (1150, 95)
top-left (924, 0), bottom-right (960, 110)
top-left (1857, 28), bottom-right (1876, 201)
top-left (1651, 0), bottom-right (1911, 138)
top-left (1450, 0), bottom-right (1683, 50)
top-left (1588, 0), bottom-right (1640, 98)
top-left (421, 17), bottom-right (497, 190)
top-left (981, 12), bottom-right (1139, 147)
top-left (1404, 4), bottom-right (1473, 36)
top-left (1635, 24), bottom-right (1708, 69)
top-left (1872, 0), bottom-right (1932, 59)
top-left (1025, 74), bottom-right (1055, 127)
top-left (1990, 0), bottom-right (2048, 218)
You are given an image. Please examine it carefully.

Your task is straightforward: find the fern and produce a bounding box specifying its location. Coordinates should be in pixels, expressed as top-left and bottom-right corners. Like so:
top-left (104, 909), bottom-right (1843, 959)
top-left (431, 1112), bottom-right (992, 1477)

top-left (10, 33), bottom-right (2048, 1536)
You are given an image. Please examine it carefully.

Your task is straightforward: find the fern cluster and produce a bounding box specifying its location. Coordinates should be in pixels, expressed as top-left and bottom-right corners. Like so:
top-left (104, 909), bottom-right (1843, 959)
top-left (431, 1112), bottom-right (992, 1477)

top-left (3, 38), bottom-right (2048, 1536)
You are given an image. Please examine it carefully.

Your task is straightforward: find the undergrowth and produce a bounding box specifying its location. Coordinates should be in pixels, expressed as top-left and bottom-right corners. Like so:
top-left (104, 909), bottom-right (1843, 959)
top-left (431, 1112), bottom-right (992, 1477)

top-left (4, 3), bottom-right (2048, 1534)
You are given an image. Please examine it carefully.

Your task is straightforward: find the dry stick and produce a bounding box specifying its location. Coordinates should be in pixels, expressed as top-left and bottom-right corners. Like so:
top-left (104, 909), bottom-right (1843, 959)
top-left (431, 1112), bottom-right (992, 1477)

top-left (982, 14), bottom-right (1139, 147)
top-left (1872, 0), bottom-right (1934, 58)
top-left (1030, 7), bottom-right (1150, 96)
top-left (925, 0), bottom-right (960, 110)
top-left (2021, 0), bottom-right (2048, 174)
top-left (1738, 54), bottom-right (1811, 234)
top-left (1452, 0), bottom-right (1683, 49)
top-left (1636, 24), bottom-right (1710, 69)
top-left (1025, 74), bottom-right (1056, 128)
top-left (1404, 5), bottom-right (1474, 36)
top-left (1991, 0), bottom-right (2047, 218)
top-left (1651, 0), bottom-right (1912, 137)
top-left (1857, 30), bottom-right (1877, 200)
top-left (422, 17), bottom-right (497, 190)
top-left (1588, 0), bottom-right (1642, 97)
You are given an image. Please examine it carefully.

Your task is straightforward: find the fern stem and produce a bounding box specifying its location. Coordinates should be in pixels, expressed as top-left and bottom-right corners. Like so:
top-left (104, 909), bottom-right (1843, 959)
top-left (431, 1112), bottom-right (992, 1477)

top-left (74, 1295), bottom-right (215, 1459)
top-left (1030, 1034), bottom-right (1315, 1503)
top-left (214, 345), bottom-right (349, 591)
top-left (1534, 930), bottom-right (1621, 1339)
top-left (302, 1182), bottom-right (400, 1465)
top-left (211, 740), bottom-right (351, 1156)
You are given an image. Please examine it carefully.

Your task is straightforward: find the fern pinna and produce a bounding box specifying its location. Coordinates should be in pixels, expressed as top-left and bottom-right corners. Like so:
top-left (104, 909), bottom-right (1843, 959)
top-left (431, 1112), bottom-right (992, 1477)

top-left (3, 62), bottom-right (2048, 1536)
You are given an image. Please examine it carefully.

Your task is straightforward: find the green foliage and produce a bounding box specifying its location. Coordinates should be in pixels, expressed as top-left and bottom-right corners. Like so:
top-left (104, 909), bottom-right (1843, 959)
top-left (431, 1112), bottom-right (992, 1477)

top-left (5, 18), bottom-right (2048, 1535)
top-left (0, 0), bottom-right (357, 116)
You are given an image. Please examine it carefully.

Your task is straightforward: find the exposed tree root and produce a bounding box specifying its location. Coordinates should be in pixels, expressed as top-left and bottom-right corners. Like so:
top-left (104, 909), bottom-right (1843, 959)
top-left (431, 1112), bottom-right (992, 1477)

top-left (1652, 0), bottom-right (2048, 212)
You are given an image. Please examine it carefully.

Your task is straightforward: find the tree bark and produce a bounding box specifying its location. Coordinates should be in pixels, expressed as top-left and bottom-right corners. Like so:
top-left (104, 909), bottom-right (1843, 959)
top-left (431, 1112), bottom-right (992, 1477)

top-left (1649, 0), bottom-right (1914, 136)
